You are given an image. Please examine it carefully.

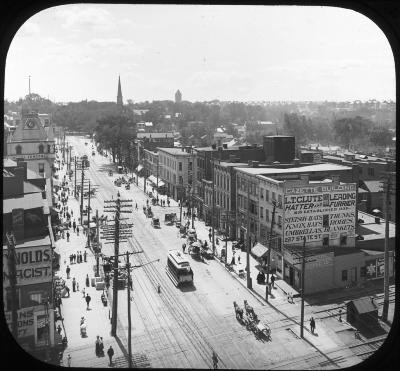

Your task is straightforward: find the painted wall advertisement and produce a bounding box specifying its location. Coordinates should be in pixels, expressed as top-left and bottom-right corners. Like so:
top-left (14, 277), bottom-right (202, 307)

top-left (283, 184), bottom-right (356, 244)
top-left (3, 245), bottom-right (52, 287)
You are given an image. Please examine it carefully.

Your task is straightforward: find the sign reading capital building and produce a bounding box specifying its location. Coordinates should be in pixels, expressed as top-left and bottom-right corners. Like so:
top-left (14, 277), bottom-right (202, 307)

top-left (283, 183), bottom-right (356, 244)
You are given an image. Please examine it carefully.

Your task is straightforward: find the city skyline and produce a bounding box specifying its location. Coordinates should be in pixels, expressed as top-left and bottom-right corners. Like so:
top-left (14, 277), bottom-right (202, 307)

top-left (5, 4), bottom-right (396, 103)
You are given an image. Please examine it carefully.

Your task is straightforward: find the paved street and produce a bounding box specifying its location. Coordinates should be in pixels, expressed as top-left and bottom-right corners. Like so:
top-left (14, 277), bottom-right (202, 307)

top-left (53, 135), bottom-right (389, 369)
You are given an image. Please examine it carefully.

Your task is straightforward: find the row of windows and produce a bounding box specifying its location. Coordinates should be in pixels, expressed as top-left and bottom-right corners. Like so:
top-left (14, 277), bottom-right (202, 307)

top-left (215, 171), bottom-right (230, 191)
top-left (15, 144), bottom-right (52, 155)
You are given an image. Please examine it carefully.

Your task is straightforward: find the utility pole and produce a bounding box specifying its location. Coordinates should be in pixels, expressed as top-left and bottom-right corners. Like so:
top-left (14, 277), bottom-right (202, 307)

top-left (156, 156), bottom-right (159, 204)
top-left (74, 156), bottom-right (77, 198)
top-left (95, 209), bottom-right (100, 277)
top-left (382, 171), bottom-right (395, 321)
top-left (300, 236), bottom-right (306, 338)
top-left (126, 251), bottom-right (132, 368)
top-left (211, 151), bottom-right (216, 255)
top-left (265, 200), bottom-right (277, 301)
top-left (63, 131), bottom-right (66, 162)
top-left (246, 177), bottom-right (252, 289)
top-left (285, 240), bottom-right (316, 339)
top-left (87, 181), bottom-right (91, 249)
top-left (80, 161), bottom-right (85, 223)
top-left (6, 232), bottom-right (18, 339)
top-left (69, 145), bottom-right (72, 173)
top-left (102, 196), bottom-right (133, 336)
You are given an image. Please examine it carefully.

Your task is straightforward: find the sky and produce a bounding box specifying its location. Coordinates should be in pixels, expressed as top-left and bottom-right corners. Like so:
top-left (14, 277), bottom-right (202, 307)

top-left (4, 4), bottom-right (396, 103)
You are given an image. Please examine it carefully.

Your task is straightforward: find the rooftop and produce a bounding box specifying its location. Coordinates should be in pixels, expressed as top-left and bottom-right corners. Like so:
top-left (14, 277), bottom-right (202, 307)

top-left (3, 234), bottom-right (51, 249)
top-left (4, 192), bottom-right (46, 213)
top-left (137, 132), bottom-right (174, 139)
top-left (157, 147), bottom-right (193, 156)
top-left (236, 163), bottom-right (352, 176)
top-left (356, 211), bottom-right (396, 241)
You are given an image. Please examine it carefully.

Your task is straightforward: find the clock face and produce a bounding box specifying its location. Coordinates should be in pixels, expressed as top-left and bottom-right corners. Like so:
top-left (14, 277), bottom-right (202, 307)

top-left (26, 120), bottom-right (35, 129)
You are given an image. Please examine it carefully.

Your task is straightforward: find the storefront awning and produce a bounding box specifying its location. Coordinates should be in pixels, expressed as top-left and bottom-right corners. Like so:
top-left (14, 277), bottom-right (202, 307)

top-left (251, 243), bottom-right (269, 259)
top-left (148, 175), bottom-right (157, 184)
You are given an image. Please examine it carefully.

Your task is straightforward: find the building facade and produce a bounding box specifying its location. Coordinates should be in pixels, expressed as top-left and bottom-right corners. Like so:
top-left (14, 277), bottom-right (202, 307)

top-left (158, 147), bottom-right (194, 200)
top-left (3, 162), bottom-right (56, 358)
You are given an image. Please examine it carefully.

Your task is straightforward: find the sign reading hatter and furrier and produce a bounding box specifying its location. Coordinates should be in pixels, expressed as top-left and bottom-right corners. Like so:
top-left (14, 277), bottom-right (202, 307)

top-left (283, 183), bottom-right (356, 244)
top-left (3, 245), bottom-right (52, 287)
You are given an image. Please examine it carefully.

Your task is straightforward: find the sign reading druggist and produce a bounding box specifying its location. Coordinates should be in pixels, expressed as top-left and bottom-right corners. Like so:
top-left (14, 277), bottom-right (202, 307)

top-left (3, 245), bottom-right (52, 287)
top-left (283, 184), bottom-right (356, 244)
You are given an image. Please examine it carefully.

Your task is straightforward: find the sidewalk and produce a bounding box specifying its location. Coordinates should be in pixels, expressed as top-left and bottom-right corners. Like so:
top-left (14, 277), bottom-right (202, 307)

top-left (53, 160), bottom-right (123, 368)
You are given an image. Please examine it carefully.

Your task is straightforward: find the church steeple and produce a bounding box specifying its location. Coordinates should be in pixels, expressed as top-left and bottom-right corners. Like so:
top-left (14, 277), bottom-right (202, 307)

top-left (117, 75), bottom-right (123, 107)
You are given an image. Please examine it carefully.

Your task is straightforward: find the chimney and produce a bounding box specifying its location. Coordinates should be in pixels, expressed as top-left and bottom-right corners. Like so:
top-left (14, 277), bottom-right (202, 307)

top-left (16, 160), bottom-right (28, 180)
top-left (223, 143), bottom-right (228, 149)
top-left (211, 144), bottom-right (217, 150)
top-left (293, 157), bottom-right (300, 166)
top-left (375, 217), bottom-right (381, 224)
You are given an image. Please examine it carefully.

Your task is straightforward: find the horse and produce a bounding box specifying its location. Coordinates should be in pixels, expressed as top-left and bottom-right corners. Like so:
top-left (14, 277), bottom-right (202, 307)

top-left (244, 300), bottom-right (256, 319)
top-left (233, 301), bottom-right (244, 320)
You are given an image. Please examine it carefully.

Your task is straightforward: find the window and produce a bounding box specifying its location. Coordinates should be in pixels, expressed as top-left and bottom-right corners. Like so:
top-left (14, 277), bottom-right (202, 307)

top-left (323, 234), bottom-right (329, 246)
top-left (38, 144), bottom-right (44, 154)
top-left (323, 214), bottom-right (329, 228)
top-left (260, 207), bottom-right (264, 219)
top-left (278, 216), bottom-right (282, 227)
top-left (15, 145), bottom-right (22, 154)
top-left (323, 194), bottom-right (329, 207)
top-left (340, 233), bottom-right (347, 246)
top-left (272, 191), bottom-right (276, 201)
top-left (368, 167), bottom-right (375, 176)
top-left (179, 176), bottom-right (183, 185)
top-left (39, 163), bottom-right (45, 173)
top-left (341, 270), bottom-right (348, 281)
top-left (266, 209), bottom-right (269, 221)
top-left (266, 190), bottom-right (269, 202)
top-left (360, 266), bottom-right (366, 277)
top-left (179, 162), bottom-right (182, 171)
top-left (278, 194), bottom-right (282, 206)
top-left (5, 288), bottom-right (21, 311)
top-left (260, 188), bottom-right (264, 199)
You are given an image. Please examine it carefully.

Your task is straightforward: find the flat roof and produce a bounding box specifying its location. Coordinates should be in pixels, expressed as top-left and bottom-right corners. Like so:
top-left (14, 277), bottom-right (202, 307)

top-left (218, 161), bottom-right (248, 168)
top-left (157, 147), bottom-right (193, 156)
top-left (356, 211), bottom-right (396, 240)
top-left (3, 192), bottom-right (45, 213)
top-left (137, 132), bottom-right (174, 138)
top-left (236, 163), bottom-right (352, 176)
top-left (3, 234), bottom-right (51, 249)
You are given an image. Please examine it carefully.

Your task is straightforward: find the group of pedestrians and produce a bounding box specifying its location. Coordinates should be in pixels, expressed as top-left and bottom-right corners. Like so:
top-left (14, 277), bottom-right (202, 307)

top-left (69, 251), bottom-right (87, 264)
top-left (95, 335), bottom-right (115, 365)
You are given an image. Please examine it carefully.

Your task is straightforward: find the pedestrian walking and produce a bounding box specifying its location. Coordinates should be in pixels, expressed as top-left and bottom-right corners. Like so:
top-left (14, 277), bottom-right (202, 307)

top-left (95, 335), bottom-right (101, 356)
top-left (67, 354), bottom-right (72, 367)
top-left (209, 233), bottom-right (212, 242)
top-left (183, 211), bottom-right (186, 218)
top-left (135, 203), bottom-right (138, 210)
top-left (310, 317), bottom-right (316, 334)
top-left (73, 221), bottom-right (76, 232)
top-left (86, 274), bottom-right (90, 287)
top-left (71, 210), bottom-right (73, 217)
top-left (66, 266), bottom-right (71, 279)
top-left (65, 286), bottom-right (70, 297)
top-left (82, 287), bottom-right (86, 298)
top-left (212, 351), bottom-right (218, 369)
top-left (66, 231), bottom-right (70, 242)
top-left (77, 226), bottom-right (79, 236)
top-left (69, 254), bottom-right (73, 264)
top-left (57, 324), bottom-right (62, 335)
top-left (238, 255), bottom-right (241, 264)
top-left (79, 252), bottom-right (83, 263)
top-left (77, 282), bottom-right (79, 291)
top-left (107, 346), bottom-right (114, 366)
top-left (84, 251), bottom-right (87, 262)
top-left (182, 243), bottom-right (186, 253)
top-left (72, 277), bottom-right (76, 292)
top-left (99, 337), bottom-right (104, 356)
top-left (85, 293), bottom-right (91, 310)
top-left (271, 273), bottom-right (275, 288)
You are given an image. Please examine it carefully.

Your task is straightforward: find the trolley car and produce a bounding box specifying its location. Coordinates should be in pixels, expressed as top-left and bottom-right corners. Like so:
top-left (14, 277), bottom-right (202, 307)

top-left (166, 249), bottom-right (194, 286)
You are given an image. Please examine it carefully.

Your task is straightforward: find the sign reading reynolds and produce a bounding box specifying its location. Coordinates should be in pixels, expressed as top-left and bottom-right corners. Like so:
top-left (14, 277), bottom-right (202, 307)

top-left (283, 184), bottom-right (356, 244)
top-left (3, 245), bottom-right (52, 286)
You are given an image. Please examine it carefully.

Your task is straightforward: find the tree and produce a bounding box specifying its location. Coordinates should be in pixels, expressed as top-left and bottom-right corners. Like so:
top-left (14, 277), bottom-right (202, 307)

top-left (283, 113), bottom-right (314, 145)
top-left (332, 116), bottom-right (373, 149)
top-left (369, 127), bottom-right (393, 147)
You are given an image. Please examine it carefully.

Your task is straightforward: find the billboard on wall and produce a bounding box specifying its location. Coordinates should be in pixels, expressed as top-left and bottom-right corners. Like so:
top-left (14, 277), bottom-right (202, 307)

top-left (3, 245), bottom-right (52, 287)
top-left (283, 183), bottom-right (356, 244)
